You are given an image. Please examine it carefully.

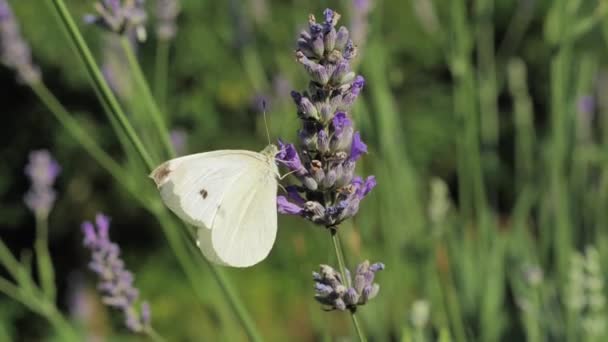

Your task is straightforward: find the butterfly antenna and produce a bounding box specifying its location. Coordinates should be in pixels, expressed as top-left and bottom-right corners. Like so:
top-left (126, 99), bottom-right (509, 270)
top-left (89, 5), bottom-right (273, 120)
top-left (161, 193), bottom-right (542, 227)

top-left (262, 100), bottom-right (271, 145)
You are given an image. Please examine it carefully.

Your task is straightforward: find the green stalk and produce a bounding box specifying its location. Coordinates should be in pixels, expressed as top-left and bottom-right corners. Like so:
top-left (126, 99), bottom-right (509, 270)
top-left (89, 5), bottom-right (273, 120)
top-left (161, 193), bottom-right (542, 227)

top-left (475, 0), bottom-right (499, 147)
top-left (34, 213), bottom-right (55, 302)
top-left (145, 327), bottom-right (168, 342)
top-left (121, 37), bottom-right (175, 158)
top-left (0, 254), bottom-right (79, 341)
top-left (48, 0), bottom-right (155, 170)
top-left (154, 40), bottom-right (170, 114)
top-left (207, 266), bottom-right (264, 342)
top-left (548, 8), bottom-right (574, 284)
top-left (154, 213), bottom-right (263, 342)
top-left (43, 306), bottom-right (80, 342)
top-left (507, 59), bottom-right (535, 189)
top-left (330, 229), bottom-right (367, 342)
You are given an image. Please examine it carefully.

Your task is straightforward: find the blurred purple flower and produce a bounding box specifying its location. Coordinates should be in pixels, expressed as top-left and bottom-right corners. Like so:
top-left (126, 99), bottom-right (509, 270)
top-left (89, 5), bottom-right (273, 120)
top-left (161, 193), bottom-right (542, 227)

top-left (576, 95), bottom-right (595, 142)
top-left (82, 214), bottom-right (151, 333)
top-left (169, 128), bottom-right (188, 155)
top-left (156, 0), bottom-right (180, 41)
top-left (577, 95), bottom-right (595, 114)
top-left (313, 260), bottom-right (384, 311)
top-left (0, 0), bottom-right (41, 84)
top-left (85, 0), bottom-right (148, 42)
top-left (24, 150), bottom-right (61, 217)
top-left (350, 0), bottom-right (373, 49)
top-left (101, 35), bottom-right (134, 98)
top-left (277, 9), bottom-right (374, 227)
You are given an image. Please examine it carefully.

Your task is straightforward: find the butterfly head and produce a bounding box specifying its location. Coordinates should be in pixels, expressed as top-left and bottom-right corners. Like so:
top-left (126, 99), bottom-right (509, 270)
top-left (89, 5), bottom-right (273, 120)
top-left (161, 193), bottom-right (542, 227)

top-left (261, 144), bottom-right (279, 159)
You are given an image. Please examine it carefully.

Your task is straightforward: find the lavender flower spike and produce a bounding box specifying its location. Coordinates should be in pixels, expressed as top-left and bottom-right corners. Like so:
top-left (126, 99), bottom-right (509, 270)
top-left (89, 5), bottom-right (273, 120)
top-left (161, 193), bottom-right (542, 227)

top-left (0, 0), bottom-right (41, 84)
top-left (24, 150), bottom-right (61, 217)
top-left (156, 0), bottom-right (181, 41)
top-left (276, 8), bottom-right (375, 227)
top-left (82, 214), bottom-right (151, 333)
top-left (85, 0), bottom-right (148, 42)
top-left (313, 260), bottom-right (384, 311)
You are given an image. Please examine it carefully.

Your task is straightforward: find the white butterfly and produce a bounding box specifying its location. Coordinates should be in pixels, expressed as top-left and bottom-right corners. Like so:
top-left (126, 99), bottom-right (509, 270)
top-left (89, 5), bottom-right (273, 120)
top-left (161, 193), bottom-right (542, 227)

top-left (149, 144), bottom-right (280, 267)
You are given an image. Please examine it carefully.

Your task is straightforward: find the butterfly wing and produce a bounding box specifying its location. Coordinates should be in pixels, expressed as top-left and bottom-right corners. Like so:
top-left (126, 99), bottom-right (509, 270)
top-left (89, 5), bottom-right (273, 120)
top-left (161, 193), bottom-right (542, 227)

top-left (204, 160), bottom-right (278, 267)
top-left (149, 150), bottom-right (269, 230)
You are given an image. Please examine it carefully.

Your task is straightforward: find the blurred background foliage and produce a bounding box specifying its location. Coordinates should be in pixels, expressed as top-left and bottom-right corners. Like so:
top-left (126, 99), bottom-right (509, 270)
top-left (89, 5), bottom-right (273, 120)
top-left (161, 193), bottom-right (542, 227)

top-left (2, 0), bottom-right (608, 341)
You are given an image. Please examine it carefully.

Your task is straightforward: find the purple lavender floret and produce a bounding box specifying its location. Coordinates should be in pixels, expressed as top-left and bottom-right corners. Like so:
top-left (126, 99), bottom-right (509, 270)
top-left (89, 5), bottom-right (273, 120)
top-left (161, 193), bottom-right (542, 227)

top-left (0, 0), bottom-right (41, 84)
top-left (82, 214), bottom-right (151, 333)
top-left (156, 0), bottom-right (180, 41)
top-left (84, 0), bottom-right (148, 41)
top-left (24, 150), bottom-right (61, 217)
top-left (276, 9), bottom-right (375, 227)
top-left (313, 261), bottom-right (384, 311)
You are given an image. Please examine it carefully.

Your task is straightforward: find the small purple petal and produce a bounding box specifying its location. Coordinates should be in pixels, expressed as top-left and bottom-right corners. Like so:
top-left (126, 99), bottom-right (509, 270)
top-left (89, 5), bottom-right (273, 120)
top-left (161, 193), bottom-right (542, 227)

top-left (332, 112), bottom-right (352, 136)
top-left (276, 140), bottom-right (306, 175)
top-left (82, 222), bottom-right (97, 246)
top-left (370, 262), bottom-right (385, 273)
top-left (277, 196), bottom-right (304, 215)
top-left (349, 132), bottom-right (368, 161)
top-left (286, 186), bottom-right (306, 205)
top-left (361, 176), bottom-right (376, 197)
top-left (351, 76), bottom-right (365, 96)
top-left (141, 301), bottom-right (151, 326)
top-left (95, 214), bottom-right (111, 240)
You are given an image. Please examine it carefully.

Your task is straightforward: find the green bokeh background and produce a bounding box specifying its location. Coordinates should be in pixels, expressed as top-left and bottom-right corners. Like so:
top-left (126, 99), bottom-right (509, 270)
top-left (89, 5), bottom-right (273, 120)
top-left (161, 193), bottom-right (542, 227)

top-left (2, 0), bottom-right (608, 341)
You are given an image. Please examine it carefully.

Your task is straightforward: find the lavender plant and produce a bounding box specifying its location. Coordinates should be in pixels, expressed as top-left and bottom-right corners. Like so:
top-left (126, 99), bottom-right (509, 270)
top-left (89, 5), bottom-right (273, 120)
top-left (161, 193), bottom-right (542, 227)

top-left (81, 214), bottom-right (157, 336)
top-left (0, 0), bottom-right (40, 84)
top-left (24, 150), bottom-right (61, 219)
top-left (84, 0), bottom-right (148, 42)
top-left (155, 0), bottom-right (180, 42)
top-left (276, 8), bottom-right (382, 339)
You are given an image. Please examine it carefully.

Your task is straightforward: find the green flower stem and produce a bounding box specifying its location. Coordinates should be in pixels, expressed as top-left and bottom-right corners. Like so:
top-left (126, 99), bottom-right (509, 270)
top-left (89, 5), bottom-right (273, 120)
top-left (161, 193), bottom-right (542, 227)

top-left (121, 37), bottom-right (175, 158)
top-left (154, 40), bottom-right (170, 113)
top-left (43, 305), bottom-right (80, 342)
top-left (48, 0), bottom-right (155, 170)
top-left (34, 213), bottom-right (55, 302)
top-left (154, 213), bottom-right (263, 342)
top-left (145, 327), bottom-right (168, 342)
top-left (0, 252), bottom-right (79, 341)
top-left (330, 229), bottom-right (367, 342)
top-left (208, 266), bottom-right (264, 342)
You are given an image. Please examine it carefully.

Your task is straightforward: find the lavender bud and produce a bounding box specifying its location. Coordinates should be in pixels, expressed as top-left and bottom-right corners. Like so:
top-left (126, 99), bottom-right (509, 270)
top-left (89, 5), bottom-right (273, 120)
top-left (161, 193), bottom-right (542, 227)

top-left (300, 97), bottom-right (319, 120)
top-left (343, 40), bottom-right (357, 60)
top-left (156, 0), bottom-right (180, 41)
top-left (311, 36), bottom-right (324, 57)
top-left (318, 103), bottom-right (334, 122)
top-left (334, 298), bottom-right (347, 311)
top-left (310, 160), bottom-right (325, 184)
top-left (330, 59), bottom-right (351, 85)
top-left (324, 27), bottom-right (337, 52)
top-left (361, 284), bottom-right (380, 303)
top-left (24, 150), bottom-right (61, 217)
top-left (322, 169), bottom-right (337, 188)
top-left (344, 288), bottom-right (359, 306)
top-left (302, 177), bottom-right (318, 191)
top-left (298, 128), bottom-right (317, 150)
top-left (305, 201), bottom-right (326, 223)
top-left (0, 0), bottom-right (41, 84)
top-left (317, 129), bottom-right (330, 154)
top-left (335, 26), bottom-right (350, 50)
